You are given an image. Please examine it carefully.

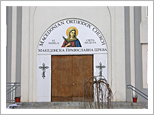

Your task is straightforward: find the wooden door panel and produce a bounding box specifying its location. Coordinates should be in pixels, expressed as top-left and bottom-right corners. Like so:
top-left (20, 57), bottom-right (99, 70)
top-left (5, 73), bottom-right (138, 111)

top-left (51, 55), bottom-right (93, 102)
top-left (51, 56), bottom-right (73, 101)
top-left (73, 55), bottom-right (93, 100)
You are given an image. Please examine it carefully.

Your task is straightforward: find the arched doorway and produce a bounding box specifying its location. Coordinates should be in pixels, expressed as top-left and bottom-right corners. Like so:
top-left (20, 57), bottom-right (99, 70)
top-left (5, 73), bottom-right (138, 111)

top-left (37, 18), bottom-right (108, 102)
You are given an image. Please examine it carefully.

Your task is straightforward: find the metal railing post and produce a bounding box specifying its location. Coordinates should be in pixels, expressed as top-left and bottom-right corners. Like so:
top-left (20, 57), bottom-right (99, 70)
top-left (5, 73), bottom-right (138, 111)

top-left (132, 90), bottom-right (133, 106)
top-left (12, 87), bottom-right (13, 102)
top-left (127, 84), bottom-right (148, 104)
top-left (15, 82), bottom-right (16, 99)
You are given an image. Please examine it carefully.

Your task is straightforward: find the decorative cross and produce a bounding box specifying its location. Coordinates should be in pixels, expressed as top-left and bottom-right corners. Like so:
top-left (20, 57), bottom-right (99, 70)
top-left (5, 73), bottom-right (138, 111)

top-left (96, 62), bottom-right (105, 76)
top-left (39, 63), bottom-right (49, 79)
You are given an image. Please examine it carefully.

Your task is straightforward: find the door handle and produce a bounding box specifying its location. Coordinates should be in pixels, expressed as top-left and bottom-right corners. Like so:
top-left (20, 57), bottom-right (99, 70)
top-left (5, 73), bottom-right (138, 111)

top-left (73, 83), bottom-right (75, 85)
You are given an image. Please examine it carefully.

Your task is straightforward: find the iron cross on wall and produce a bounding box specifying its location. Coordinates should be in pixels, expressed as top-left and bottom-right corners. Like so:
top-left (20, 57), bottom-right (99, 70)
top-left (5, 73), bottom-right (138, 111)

top-left (96, 62), bottom-right (105, 76)
top-left (39, 63), bottom-right (49, 79)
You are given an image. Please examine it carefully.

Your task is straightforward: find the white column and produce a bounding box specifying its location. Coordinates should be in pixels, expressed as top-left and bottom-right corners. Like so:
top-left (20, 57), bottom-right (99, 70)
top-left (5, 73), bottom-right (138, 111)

top-left (11, 6), bottom-right (17, 83)
top-left (130, 6), bottom-right (136, 88)
top-left (28, 7), bottom-right (34, 102)
top-left (21, 6), bottom-right (30, 102)
top-left (142, 44), bottom-right (148, 88)
top-left (115, 6), bottom-right (126, 101)
top-left (107, 6), bottom-right (116, 101)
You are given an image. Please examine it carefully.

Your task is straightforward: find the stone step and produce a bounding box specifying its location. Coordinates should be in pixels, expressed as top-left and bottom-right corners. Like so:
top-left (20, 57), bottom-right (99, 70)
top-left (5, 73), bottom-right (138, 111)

top-left (6, 102), bottom-right (148, 109)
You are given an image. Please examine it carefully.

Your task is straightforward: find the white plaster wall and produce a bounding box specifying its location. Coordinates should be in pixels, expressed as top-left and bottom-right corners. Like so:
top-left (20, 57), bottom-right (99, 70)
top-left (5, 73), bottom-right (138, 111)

top-left (37, 55), bottom-right (51, 102)
top-left (140, 6), bottom-right (148, 88)
top-left (94, 54), bottom-right (108, 79)
top-left (140, 6), bottom-right (148, 43)
top-left (20, 6), bottom-right (126, 102)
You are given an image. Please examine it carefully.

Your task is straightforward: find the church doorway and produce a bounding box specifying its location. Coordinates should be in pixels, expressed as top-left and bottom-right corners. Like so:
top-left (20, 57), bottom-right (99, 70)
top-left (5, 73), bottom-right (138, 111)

top-left (51, 55), bottom-right (93, 102)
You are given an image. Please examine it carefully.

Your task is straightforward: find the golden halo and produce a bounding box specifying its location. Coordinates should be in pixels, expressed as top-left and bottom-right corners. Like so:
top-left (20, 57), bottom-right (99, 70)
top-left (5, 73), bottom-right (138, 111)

top-left (66, 26), bottom-right (78, 37)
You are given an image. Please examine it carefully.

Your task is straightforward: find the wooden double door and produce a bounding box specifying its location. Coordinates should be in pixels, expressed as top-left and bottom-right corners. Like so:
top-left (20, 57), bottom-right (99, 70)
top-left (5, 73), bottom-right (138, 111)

top-left (51, 55), bottom-right (93, 102)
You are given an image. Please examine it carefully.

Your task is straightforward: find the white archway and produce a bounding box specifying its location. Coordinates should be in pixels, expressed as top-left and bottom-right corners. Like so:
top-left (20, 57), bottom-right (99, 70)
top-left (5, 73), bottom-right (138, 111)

top-left (36, 18), bottom-right (108, 102)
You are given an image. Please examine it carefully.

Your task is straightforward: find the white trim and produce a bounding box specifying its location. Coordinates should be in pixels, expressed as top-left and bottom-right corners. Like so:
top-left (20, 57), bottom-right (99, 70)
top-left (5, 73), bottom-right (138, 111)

top-left (107, 6), bottom-right (112, 92)
top-left (130, 7), bottom-right (136, 89)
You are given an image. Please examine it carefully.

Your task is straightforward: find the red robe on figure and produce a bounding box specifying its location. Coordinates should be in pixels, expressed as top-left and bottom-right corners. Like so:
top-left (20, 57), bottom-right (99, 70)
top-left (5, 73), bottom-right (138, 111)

top-left (61, 39), bottom-right (81, 47)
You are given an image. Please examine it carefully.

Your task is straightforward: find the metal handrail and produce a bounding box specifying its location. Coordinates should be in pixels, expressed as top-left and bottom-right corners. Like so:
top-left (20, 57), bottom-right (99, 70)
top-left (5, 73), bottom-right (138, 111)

top-left (6, 82), bottom-right (20, 84)
top-left (126, 84), bottom-right (148, 105)
top-left (6, 86), bottom-right (19, 95)
top-left (127, 87), bottom-right (148, 100)
top-left (6, 83), bottom-right (20, 94)
top-left (127, 84), bottom-right (148, 98)
top-left (6, 82), bottom-right (20, 102)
